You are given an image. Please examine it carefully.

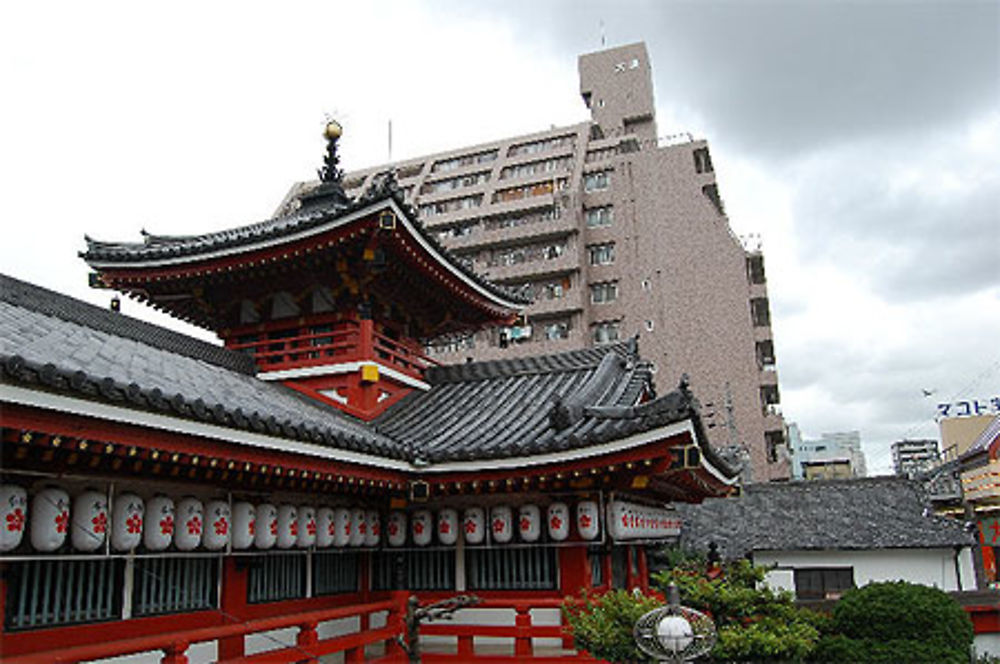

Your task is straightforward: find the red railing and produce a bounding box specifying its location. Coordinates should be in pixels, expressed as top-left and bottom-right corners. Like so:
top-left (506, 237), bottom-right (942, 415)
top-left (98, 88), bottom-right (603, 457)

top-left (408, 598), bottom-right (594, 663)
top-left (3, 597), bottom-right (403, 664)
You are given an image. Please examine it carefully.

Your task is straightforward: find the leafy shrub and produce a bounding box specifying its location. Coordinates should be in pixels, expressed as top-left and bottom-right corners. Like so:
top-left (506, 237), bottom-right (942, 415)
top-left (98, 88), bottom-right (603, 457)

top-left (813, 581), bottom-right (974, 664)
top-left (562, 589), bottom-right (663, 663)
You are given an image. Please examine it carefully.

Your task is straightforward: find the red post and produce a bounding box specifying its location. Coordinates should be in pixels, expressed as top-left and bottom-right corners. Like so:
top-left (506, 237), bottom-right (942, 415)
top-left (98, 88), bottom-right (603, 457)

top-left (384, 591), bottom-right (409, 660)
top-left (160, 641), bottom-right (189, 664)
top-left (296, 621), bottom-right (319, 663)
top-left (218, 557), bottom-right (246, 660)
top-left (514, 604), bottom-right (532, 658)
top-left (637, 546), bottom-right (650, 592)
top-left (345, 609), bottom-right (370, 664)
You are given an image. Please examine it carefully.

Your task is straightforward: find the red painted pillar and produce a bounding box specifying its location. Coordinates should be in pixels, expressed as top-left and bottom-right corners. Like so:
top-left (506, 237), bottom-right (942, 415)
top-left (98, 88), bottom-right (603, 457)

top-left (217, 557), bottom-right (246, 660)
top-left (637, 546), bottom-right (650, 593)
top-left (559, 547), bottom-right (589, 649)
top-left (384, 591), bottom-right (410, 661)
top-left (345, 610), bottom-right (370, 664)
top-left (514, 604), bottom-right (532, 658)
top-left (296, 621), bottom-right (319, 664)
top-left (161, 641), bottom-right (190, 664)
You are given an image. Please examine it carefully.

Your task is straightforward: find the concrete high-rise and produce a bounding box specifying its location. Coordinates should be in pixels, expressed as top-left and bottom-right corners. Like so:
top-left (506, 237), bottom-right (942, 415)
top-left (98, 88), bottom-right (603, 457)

top-left (278, 42), bottom-right (788, 481)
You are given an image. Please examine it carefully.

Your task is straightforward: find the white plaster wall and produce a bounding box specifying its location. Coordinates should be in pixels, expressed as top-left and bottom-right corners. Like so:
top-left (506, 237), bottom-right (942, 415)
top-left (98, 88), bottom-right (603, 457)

top-left (974, 633), bottom-right (1000, 659)
top-left (87, 641), bottom-right (217, 664)
top-left (755, 547), bottom-right (977, 594)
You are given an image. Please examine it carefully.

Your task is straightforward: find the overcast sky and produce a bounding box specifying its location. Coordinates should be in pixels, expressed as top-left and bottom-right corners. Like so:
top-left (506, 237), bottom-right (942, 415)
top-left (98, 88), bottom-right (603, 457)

top-left (2, 1), bottom-right (997, 474)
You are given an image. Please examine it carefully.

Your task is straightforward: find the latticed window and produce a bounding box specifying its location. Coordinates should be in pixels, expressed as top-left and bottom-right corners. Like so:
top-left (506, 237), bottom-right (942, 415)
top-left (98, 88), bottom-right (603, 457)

top-left (313, 551), bottom-right (360, 596)
top-left (467, 547), bottom-right (557, 591)
top-left (588, 243), bottom-right (615, 266)
top-left (370, 550), bottom-right (454, 591)
top-left (247, 553), bottom-right (306, 604)
top-left (583, 171), bottom-right (611, 192)
top-left (585, 206), bottom-right (614, 228)
top-left (5, 559), bottom-right (123, 631)
top-left (590, 281), bottom-right (618, 304)
top-left (133, 556), bottom-right (218, 617)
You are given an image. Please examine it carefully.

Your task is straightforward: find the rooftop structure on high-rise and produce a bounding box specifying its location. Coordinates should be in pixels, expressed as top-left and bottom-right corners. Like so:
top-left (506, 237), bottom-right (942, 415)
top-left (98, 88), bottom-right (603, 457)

top-left (279, 42), bottom-right (788, 481)
top-left (892, 438), bottom-right (940, 477)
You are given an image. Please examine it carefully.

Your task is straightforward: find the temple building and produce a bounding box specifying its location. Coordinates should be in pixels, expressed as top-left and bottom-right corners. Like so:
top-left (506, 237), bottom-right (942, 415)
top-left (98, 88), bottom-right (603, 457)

top-left (0, 122), bottom-right (737, 663)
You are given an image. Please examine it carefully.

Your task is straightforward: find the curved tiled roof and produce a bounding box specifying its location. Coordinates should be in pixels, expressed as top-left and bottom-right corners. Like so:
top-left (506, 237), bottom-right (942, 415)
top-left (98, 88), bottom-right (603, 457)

top-left (80, 178), bottom-right (530, 307)
top-left (676, 476), bottom-right (975, 558)
top-left (1, 273), bottom-right (734, 475)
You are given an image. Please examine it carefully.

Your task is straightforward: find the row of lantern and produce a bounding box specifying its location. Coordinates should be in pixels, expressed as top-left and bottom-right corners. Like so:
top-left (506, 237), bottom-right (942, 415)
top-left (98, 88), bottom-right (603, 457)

top-left (0, 485), bottom-right (381, 553)
top-left (387, 501), bottom-right (601, 546)
top-left (1, 484), bottom-right (604, 553)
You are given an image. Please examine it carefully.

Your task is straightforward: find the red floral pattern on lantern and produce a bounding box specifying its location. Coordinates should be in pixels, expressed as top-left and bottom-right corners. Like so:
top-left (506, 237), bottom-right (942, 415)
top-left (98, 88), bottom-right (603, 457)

top-left (464, 519), bottom-right (477, 534)
top-left (214, 518), bottom-right (228, 536)
top-left (160, 515), bottom-right (174, 535)
top-left (290, 521), bottom-right (298, 537)
top-left (187, 516), bottom-right (202, 535)
top-left (549, 515), bottom-right (562, 531)
top-left (126, 513), bottom-right (143, 534)
top-left (492, 518), bottom-right (505, 534)
top-left (439, 520), bottom-right (451, 535)
top-left (6, 508), bottom-right (25, 532)
top-left (345, 523), bottom-right (351, 536)
top-left (92, 512), bottom-right (108, 534)
top-left (306, 520), bottom-right (317, 536)
top-left (372, 522), bottom-right (380, 536)
top-left (579, 514), bottom-right (593, 529)
top-left (388, 522), bottom-right (399, 537)
top-left (413, 520), bottom-right (425, 536)
top-left (519, 517), bottom-right (530, 532)
top-left (269, 519), bottom-right (278, 536)
top-left (328, 522), bottom-right (336, 536)
top-left (55, 510), bottom-right (69, 534)
top-left (248, 519), bottom-right (256, 536)
top-left (360, 521), bottom-right (367, 535)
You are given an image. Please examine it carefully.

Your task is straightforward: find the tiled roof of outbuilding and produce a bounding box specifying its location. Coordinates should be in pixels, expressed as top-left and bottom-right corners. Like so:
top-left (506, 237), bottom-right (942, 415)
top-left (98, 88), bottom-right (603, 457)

top-left (676, 476), bottom-right (975, 558)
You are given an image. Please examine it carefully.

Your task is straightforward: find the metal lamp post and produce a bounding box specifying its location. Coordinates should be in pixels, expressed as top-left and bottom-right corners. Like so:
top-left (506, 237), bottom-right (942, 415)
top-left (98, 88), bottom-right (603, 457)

top-left (634, 583), bottom-right (716, 663)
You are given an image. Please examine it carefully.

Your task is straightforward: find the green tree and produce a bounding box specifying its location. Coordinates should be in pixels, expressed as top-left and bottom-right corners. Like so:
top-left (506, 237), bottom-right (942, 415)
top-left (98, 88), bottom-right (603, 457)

top-left (653, 556), bottom-right (827, 663)
top-left (813, 581), bottom-right (973, 664)
top-left (562, 589), bottom-right (663, 663)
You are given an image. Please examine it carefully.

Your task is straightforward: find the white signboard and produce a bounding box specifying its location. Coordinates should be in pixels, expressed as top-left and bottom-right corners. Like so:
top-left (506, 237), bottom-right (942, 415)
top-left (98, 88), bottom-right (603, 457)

top-left (607, 500), bottom-right (681, 541)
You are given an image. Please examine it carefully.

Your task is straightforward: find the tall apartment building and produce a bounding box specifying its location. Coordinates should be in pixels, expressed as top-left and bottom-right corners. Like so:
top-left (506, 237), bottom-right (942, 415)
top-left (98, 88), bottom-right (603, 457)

top-left (892, 438), bottom-right (940, 476)
top-left (278, 43), bottom-right (788, 481)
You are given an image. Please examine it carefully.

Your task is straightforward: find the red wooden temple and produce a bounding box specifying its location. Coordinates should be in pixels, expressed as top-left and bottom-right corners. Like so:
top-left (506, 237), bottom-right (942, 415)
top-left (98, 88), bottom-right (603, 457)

top-left (0, 122), bottom-right (738, 663)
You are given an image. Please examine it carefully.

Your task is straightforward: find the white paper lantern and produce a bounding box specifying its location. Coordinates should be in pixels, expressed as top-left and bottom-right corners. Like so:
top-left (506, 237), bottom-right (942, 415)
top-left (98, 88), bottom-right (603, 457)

top-left (437, 508), bottom-right (458, 546)
top-left (365, 509), bottom-right (380, 547)
top-left (254, 503), bottom-right (278, 549)
top-left (0, 484), bottom-right (28, 552)
top-left (32, 486), bottom-right (70, 552)
top-left (411, 509), bottom-right (432, 546)
top-left (333, 508), bottom-right (351, 547)
top-left (297, 506), bottom-right (317, 548)
top-left (203, 500), bottom-right (231, 551)
top-left (73, 490), bottom-right (109, 552)
top-left (546, 502), bottom-right (570, 542)
top-left (518, 504), bottom-right (541, 543)
top-left (316, 507), bottom-right (335, 548)
top-left (462, 507), bottom-right (485, 545)
top-left (175, 497), bottom-right (204, 551)
top-left (387, 511), bottom-right (407, 547)
top-left (111, 492), bottom-right (144, 552)
top-left (232, 501), bottom-right (255, 550)
top-left (276, 504), bottom-right (298, 549)
top-left (490, 505), bottom-right (513, 544)
top-left (576, 501), bottom-right (600, 540)
top-left (144, 495), bottom-right (175, 551)
top-left (349, 508), bottom-right (365, 547)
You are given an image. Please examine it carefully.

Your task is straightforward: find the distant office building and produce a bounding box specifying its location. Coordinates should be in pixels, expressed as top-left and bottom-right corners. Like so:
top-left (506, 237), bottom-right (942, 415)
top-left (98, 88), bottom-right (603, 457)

top-left (790, 428), bottom-right (867, 480)
top-left (892, 439), bottom-right (940, 476)
top-left (279, 42), bottom-right (788, 481)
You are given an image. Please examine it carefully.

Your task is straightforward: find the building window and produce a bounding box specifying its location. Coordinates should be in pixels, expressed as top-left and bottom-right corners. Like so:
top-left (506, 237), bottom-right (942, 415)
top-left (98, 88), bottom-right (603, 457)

top-left (693, 147), bottom-right (714, 174)
top-left (588, 243), bottom-right (615, 266)
top-left (371, 550), bottom-right (454, 591)
top-left (645, 319), bottom-right (654, 332)
top-left (750, 297), bottom-right (771, 327)
top-left (313, 551), bottom-right (360, 596)
top-left (589, 547), bottom-right (605, 586)
top-left (420, 170), bottom-right (490, 195)
top-left (746, 253), bottom-right (766, 284)
top-left (794, 568), bottom-right (854, 600)
top-left (585, 206), bottom-right (614, 228)
top-left (493, 179), bottom-right (567, 204)
top-left (431, 150), bottom-right (497, 174)
top-left (467, 546), bottom-right (557, 591)
top-left (5, 559), bottom-right (123, 631)
top-left (756, 340), bottom-right (776, 370)
top-left (590, 281), bottom-right (618, 304)
top-left (500, 156), bottom-right (572, 180)
top-left (247, 553), bottom-right (306, 604)
top-left (592, 320), bottom-right (621, 345)
top-left (584, 170), bottom-right (611, 192)
top-left (544, 320), bottom-right (570, 340)
top-left (766, 429), bottom-right (785, 463)
top-left (133, 556), bottom-right (218, 617)
top-left (489, 241), bottom-right (566, 268)
top-left (418, 194), bottom-right (483, 218)
top-left (508, 135), bottom-right (575, 158)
